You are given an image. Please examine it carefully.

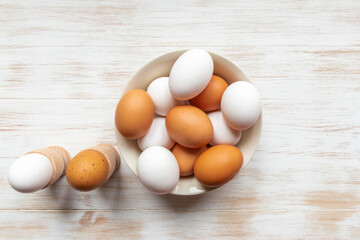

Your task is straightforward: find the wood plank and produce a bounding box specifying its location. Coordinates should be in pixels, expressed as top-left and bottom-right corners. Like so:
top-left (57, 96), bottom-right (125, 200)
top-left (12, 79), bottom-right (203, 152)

top-left (1, 0), bottom-right (360, 48)
top-left (0, 210), bottom-right (359, 239)
top-left (1, 45), bottom-right (360, 100)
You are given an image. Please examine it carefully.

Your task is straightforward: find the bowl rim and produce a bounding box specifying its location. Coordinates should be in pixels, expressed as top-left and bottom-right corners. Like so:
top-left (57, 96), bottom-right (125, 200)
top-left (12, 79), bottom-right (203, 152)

top-left (114, 49), bottom-right (263, 195)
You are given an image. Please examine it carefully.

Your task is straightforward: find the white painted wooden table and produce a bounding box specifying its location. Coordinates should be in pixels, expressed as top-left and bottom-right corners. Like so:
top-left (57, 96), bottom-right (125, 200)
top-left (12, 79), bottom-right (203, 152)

top-left (1, 0), bottom-right (360, 239)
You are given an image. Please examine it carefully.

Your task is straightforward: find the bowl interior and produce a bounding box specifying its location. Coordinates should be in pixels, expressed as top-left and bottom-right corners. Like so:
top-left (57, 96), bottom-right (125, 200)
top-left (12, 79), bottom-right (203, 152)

top-left (115, 50), bottom-right (262, 195)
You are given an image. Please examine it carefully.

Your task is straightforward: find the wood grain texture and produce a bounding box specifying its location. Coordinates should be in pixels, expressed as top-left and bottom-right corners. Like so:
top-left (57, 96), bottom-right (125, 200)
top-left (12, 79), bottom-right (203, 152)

top-left (1, 0), bottom-right (360, 239)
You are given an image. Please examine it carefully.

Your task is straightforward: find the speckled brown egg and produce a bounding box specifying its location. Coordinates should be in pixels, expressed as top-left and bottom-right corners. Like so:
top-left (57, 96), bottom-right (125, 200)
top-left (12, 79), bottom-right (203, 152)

top-left (165, 105), bottom-right (213, 148)
top-left (115, 89), bottom-right (154, 139)
top-left (194, 145), bottom-right (243, 187)
top-left (66, 149), bottom-right (109, 191)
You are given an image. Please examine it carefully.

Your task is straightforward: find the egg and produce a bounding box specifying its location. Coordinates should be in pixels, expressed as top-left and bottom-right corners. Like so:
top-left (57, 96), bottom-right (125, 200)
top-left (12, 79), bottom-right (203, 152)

top-left (66, 144), bottom-right (120, 191)
top-left (169, 49), bottom-right (214, 100)
top-left (166, 105), bottom-right (213, 148)
top-left (115, 89), bottom-right (154, 139)
top-left (208, 111), bottom-right (242, 146)
top-left (172, 144), bottom-right (207, 176)
top-left (194, 145), bottom-right (243, 187)
top-left (189, 75), bottom-right (228, 112)
top-left (221, 81), bottom-right (262, 130)
top-left (147, 77), bottom-right (185, 116)
top-left (8, 153), bottom-right (53, 193)
top-left (66, 149), bottom-right (108, 191)
top-left (137, 146), bottom-right (179, 194)
top-left (8, 146), bottom-right (71, 193)
top-left (137, 116), bottom-right (175, 151)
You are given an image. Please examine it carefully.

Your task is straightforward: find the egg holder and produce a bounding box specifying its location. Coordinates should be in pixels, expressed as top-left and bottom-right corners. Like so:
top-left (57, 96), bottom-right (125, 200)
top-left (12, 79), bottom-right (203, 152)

top-left (85, 144), bottom-right (121, 182)
top-left (26, 146), bottom-right (71, 188)
top-left (115, 50), bottom-right (263, 195)
top-left (10, 144), bottom-right (120, 193)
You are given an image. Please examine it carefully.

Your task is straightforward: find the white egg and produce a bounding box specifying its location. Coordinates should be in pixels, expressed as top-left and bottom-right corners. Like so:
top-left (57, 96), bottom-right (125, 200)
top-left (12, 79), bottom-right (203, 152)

top-left (137, 117), bottom-right (175, 151)
top-left (208, 111), bottom-right (242, 146)
top-left (147, 77), bottom-right (185, 116)
top-left (169, 49), bottom-right (213, 100)
top-left (221, 81), bottom-right (261, 130)
top-left (8, 153), bottom-right (53, 193)
top-left (137, 146), bottom-right (179, 194)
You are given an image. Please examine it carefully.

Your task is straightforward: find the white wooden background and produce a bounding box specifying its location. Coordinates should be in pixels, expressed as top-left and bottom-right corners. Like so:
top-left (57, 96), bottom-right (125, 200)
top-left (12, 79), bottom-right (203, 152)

top-left (1, 0), bottom-right (360, 239)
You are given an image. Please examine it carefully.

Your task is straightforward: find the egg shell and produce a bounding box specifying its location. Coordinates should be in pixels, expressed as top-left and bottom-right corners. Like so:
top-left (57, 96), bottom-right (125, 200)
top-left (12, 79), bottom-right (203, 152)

top-left (137, 116), bottom-right (175, 151)
top-left (189, 75), bottom-right (228, 112)
top-left (172, 144), bottom-right (207, 176)
top-left (66, 149), bottom-right (109, 192)
top-left (89, 144), bottom-right (120, 181)
top-left (8, 153), bottom-right (53, 193)
top-left (194, 145), bottom-right (243, 187)
top-left (115, 89), bottom-right (154, 139)
top-left (208, 111), bottom-right (242, 146)
top-left (147, 77), bottom-right (185, 116)
top-left (137, 146), bottom-right (179, 194)
top-left (166, 105), bottom-right (213, 148)
top-left (221, 81), bottom-right (262, 130)
top-left (169, 49), bottom-right (214, 100)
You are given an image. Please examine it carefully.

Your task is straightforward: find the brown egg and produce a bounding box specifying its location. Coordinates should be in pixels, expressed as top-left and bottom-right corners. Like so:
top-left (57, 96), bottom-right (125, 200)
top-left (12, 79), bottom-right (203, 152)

top-left (189, 75), bottom-right (228, 112)
top-left (115, 89), bottom-right (154, 139)
top-left (172, 144), bottom-right (207, 176)
top-left (194, 145), bottom-right (243, 187)
top-left (166, 105), bottom-right (213, 148)
top-left (66, 149), bottom-right (109, 191)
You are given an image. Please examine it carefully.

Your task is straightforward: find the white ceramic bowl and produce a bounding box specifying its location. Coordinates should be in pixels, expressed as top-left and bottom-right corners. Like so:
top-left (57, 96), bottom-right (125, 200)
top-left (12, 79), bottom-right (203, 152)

top-left (115, 50), bottom-right (262, 195)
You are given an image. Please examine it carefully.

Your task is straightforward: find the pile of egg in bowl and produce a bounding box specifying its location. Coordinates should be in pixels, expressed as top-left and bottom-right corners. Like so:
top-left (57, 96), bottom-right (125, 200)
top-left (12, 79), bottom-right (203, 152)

top-left (115, 49), bottom-right (262, 195)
